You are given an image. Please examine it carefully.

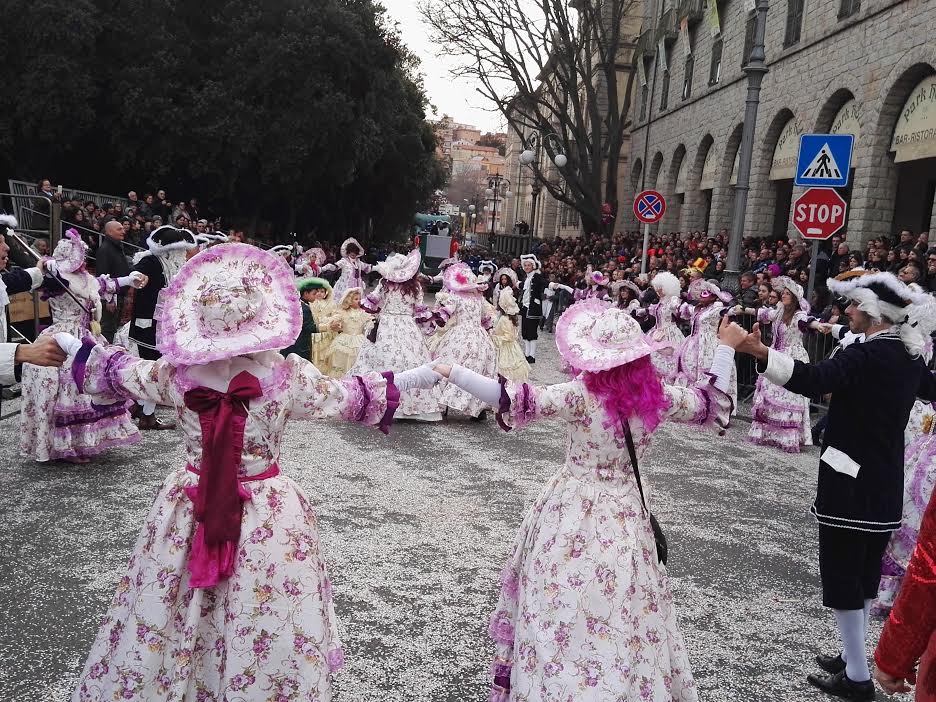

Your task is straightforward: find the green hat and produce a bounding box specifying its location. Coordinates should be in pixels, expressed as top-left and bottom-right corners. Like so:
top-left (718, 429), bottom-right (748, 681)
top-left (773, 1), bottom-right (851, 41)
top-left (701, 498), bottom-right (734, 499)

top-left (297, 277), bottom-right (331, 294)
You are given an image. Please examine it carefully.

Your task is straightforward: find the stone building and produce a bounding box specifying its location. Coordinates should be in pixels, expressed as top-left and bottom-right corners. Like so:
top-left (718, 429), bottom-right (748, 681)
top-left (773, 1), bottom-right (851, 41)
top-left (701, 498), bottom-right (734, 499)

top-left (626, 0), bottom-right (936, 247)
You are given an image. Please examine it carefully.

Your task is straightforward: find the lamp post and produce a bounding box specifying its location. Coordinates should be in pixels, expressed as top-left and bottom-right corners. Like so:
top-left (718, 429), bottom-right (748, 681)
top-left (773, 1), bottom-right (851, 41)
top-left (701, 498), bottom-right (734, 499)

top-left (485, 174), bottom-right (512, 244)
top-left (724, 0), bottom-right (770, 294)
top-left (519, 132), bottom-right (567, 240)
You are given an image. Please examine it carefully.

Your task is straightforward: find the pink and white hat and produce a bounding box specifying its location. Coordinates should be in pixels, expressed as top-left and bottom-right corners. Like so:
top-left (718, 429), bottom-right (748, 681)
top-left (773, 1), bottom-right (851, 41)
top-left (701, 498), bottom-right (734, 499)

top-left (586, 269), bottom-right (610, 287)
top-left (771, 275), bottom-right (809, 311)
top-left (443, 262), bottom-right (484, 294)
top-left (155, 243), bottom-right (302, 365)
top-left (376, 249), bottom-right (421, 283)
top-left (556, 299), bottom-right (653, 372)
top-left (689, 278), bottom-right (733, 304)
top-left (53, 228), bottom-right (88, 274)
top-left (340, 237), bottom-right (363, 257)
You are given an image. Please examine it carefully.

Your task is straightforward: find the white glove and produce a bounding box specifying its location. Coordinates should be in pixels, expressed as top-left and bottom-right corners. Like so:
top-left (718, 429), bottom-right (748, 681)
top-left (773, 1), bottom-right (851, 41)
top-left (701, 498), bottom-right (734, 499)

top-left (116, 272), bottom-right (147, 289)
top-left (43, 258), bottom-right (58, 276)
top-left (54, 332), bottom-right (83, 356)
top-left (709, 345), bottom-right (736, 394)
top-left (449, 364), bottom-right (502, 406)
top-left (394, 363), bottom-right (442, 392)
top-left (548, 282), bottom-right (558, 289)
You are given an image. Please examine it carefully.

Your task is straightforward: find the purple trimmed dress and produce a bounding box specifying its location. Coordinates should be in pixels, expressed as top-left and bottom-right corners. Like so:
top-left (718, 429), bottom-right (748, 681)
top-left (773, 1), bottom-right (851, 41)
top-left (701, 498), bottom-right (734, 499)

top-left (70, 348), bottom-right (397, 702)
top-left (876, 401), bottom-right (936, 614)
top-left (487, 375), bottom-right (732, 702)
top-left (676, 301), bottom-right (738, 412)
top-left (644, 295), bottom-right (686, 384)
top-left (19, 269), bottom-right (139, 462)
top-left (747, 306), bottom-right (812, 452)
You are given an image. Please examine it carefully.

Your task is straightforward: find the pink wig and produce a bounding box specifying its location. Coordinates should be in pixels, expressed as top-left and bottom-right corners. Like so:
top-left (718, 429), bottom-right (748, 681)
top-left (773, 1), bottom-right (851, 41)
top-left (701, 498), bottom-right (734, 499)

top-left (581, 356), bottom-right (668, 435)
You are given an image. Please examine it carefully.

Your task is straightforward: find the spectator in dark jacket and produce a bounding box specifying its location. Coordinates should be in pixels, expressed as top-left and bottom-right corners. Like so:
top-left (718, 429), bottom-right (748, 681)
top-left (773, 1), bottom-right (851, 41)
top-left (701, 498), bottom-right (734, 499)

top-left (737, 271), bottom-right (759, 308)
top-left (95, 221), bottom-right (131, 341)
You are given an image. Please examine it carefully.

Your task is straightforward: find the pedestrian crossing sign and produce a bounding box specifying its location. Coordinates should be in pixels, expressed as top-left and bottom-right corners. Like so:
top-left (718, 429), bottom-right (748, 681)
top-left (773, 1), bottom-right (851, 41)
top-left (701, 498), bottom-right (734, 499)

top-left (795, 133), bottom-right (854, 188)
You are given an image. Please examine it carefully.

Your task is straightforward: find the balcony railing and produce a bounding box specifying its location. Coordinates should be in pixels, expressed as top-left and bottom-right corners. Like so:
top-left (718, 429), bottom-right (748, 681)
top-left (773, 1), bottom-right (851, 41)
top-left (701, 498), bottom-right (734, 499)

top-left (655, 8), bottom-right (679, 45)
top-left (677, 0), bottom-right (704, 25)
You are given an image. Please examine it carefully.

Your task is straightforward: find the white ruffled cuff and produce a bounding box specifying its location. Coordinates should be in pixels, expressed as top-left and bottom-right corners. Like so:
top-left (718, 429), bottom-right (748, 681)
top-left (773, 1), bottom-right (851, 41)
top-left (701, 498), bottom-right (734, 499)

top-left (761, 348), bottom-right (795, 386)
top-left (709, 345), bottom-right (736, 394)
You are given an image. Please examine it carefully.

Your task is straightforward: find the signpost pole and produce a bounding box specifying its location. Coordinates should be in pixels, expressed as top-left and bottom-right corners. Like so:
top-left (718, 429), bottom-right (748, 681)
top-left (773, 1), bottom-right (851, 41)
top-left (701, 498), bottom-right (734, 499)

top-left (806, 240), bottom-right (819, 300)
top-left (640, 222), bottom-right (650, 274)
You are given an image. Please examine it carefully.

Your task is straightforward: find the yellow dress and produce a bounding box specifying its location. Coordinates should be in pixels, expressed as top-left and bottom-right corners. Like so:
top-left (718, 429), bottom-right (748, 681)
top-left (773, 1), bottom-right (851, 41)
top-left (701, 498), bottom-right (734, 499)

top-left (325, 307), bottom-right (373, 377)
top-left (309, 299), bottom-right (337, 374)
top-left (490, 305), bottom-right (530, 382)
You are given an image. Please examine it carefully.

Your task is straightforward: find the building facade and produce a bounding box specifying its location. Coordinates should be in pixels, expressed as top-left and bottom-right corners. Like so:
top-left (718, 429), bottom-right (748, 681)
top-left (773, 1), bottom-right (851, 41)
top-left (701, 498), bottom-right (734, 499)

top-left (626, 0), bottom-right (936, 247)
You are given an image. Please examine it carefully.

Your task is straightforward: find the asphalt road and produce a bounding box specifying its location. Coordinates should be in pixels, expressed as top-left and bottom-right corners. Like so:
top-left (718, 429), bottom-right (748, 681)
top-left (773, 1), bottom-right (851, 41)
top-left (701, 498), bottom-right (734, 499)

top-left (0, 333), bottom-right (899, 702)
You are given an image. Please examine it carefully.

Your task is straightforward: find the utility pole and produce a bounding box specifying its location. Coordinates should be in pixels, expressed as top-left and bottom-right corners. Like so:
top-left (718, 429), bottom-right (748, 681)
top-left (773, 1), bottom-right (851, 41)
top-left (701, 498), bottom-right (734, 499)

top-left (723, 0), bottom-right (769, 294)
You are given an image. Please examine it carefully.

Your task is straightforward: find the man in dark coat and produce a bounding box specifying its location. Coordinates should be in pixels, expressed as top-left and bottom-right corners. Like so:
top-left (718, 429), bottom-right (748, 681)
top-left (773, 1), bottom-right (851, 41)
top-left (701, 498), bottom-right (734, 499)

top-left (95, 220), bottom-right (131, 341)
top-left (726, 272), bottom-right (936, 701)
top-left (282, 278), bottom-right (327, 359)
top-left (518, 254), bottom-right (546, 363)
top-left (127, 225), bottom-right (197, 429)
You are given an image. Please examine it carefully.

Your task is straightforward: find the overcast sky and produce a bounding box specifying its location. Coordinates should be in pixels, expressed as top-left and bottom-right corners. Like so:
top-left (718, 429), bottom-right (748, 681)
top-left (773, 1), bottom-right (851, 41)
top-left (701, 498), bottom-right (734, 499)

top-left (384, 0), bottom-right (505, 133)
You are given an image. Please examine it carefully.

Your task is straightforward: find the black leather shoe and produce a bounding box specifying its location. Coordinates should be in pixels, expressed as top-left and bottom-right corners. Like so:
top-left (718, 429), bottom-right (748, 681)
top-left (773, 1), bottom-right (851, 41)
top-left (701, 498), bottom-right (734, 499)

top-left (806, 671), bottom-right (875, 701)
top-left (815, 653), bottom-right (846, 676)
top-left (525, 356), bottom-right (534, 363)
top-left (471, 410), bottom-right (488, 422)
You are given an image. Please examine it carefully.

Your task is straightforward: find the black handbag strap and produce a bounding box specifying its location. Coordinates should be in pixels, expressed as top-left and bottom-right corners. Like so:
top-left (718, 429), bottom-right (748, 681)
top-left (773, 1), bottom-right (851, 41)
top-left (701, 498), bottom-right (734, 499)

top-left (622, 420), bottom-right (648, 514)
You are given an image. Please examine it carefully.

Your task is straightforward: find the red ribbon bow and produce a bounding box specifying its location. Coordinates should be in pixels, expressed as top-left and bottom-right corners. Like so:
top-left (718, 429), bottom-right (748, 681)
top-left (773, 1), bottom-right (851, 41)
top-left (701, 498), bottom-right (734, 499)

top-left (184, 371), bottom-right (263, 549)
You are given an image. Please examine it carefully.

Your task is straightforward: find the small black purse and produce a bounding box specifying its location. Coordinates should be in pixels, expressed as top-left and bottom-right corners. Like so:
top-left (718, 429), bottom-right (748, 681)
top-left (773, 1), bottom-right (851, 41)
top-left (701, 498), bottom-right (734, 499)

top-left (622, 421), bottom-right (669, 565)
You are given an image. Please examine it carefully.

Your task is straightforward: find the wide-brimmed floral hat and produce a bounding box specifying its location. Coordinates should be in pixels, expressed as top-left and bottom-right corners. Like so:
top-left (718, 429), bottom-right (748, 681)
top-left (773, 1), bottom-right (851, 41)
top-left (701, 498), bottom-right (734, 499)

top-left (155, 243), bottom-right (302, 365)
top-left (689, 278), bottom-right (733, 304)
top-left (376, 249), bottom-right (421, 283)
top-left (556, 299), bottom-right (653, 372)
top-left (53, 228), bottom-right (88, 274)
top-left (443, 262), bottom-right (484, 294)
top-left (771, 275), bottom-right (809, 311)
top-left (340, 237), bottom-right (363, 257)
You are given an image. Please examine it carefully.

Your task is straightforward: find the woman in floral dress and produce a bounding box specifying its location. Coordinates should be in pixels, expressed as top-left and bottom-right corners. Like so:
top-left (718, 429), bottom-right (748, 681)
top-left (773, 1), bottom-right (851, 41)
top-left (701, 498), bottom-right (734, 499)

top-left (54, 243), bottom-right (439, 702)
top-left (434, 300), bottom-right (736, 701)
top-left (351, 249), bottom-right (442, 420)
top-left (676, 278), bottom-right (737, 411)
top-left (321, 237), bottom-right (373, 303)
top-left (431, 262), bottom-right (498, 419)
top-left (325, 287), bottom-right (372, 377)
top-left (19, 229), bottom-right (147, 463)
top-left (637, 271), bottom-right (686, 384)
top-left (736, 276), bottom-right (818, 452)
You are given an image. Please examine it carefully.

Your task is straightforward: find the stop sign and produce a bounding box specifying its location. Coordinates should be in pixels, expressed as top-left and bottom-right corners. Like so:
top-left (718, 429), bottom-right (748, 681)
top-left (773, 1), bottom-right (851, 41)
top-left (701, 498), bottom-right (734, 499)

top-left (792, 187), bottom-right (848, 240)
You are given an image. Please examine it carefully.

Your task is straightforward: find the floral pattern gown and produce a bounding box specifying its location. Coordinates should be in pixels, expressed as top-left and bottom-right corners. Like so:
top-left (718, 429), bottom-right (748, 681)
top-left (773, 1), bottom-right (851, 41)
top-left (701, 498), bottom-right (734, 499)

top-left (323, 258), bottom-right (371, 304)
top-left (325, 307), bottom-right (372, 377)
top-left (876, 401), bottom-right (936, 613)
top-left (70, 347), bottom-right (396, 702)
top-left (676, 301), bottom-right (737, 412)
top-left (747, 306), bottom-right (813, 452)
top-left (488, 375), bottom-right (732, 702)
top-left (431, 292), bottom-right (498, 417)
top-left (19, 271), bottom-right (140, 462)
top-left (351, 282), bottom-right (442, 420)
top-left (643, 295), bottom-right (686, 384)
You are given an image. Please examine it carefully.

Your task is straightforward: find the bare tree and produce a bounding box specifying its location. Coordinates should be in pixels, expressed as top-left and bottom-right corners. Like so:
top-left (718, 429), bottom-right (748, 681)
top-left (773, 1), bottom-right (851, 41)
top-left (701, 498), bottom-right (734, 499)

top-left (420, 0), bottom-right (639, 234)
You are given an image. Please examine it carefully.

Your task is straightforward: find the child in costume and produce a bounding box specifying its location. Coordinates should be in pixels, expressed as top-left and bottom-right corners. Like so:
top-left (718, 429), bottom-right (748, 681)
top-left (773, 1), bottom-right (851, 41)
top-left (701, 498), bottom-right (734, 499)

top-left (19, 229), bottom-right (147, 463)
top-left (351, 250), bottom-right (442, 420)
top-left (489, 268), bottom-right (529, 382)
top-left (281, 277), bottom-right (331, 360)
top-left (431, 262), bottom-right (498, 419)
top-left (325, 287), bottom-right (372, 377)
top-left (309, 279), bottom-right (339, 374)
top-left (54, 243), bottom-right (439, 702)
top-left (735, 276), bottom-right (819, 452)
top-left (321, 237), bottom-right (373, 303)
top-left (433, 301), bottom-right (736, 702)
top-left (635, 271), bottom-right (685, 384)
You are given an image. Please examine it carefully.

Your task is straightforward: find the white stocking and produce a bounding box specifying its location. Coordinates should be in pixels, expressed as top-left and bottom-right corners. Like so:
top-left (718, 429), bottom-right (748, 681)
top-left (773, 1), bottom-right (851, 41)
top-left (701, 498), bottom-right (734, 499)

top-left (834, 609), bottom-right (869, 682)
top-left (142, 401), bottom-right (156, 416)
top-left (529, 340), bottom-right (537, 358)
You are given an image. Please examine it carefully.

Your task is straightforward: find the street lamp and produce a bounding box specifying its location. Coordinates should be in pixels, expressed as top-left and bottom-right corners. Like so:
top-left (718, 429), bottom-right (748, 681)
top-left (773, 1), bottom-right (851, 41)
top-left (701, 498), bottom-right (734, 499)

top-left (485, 173), bottom-right (512, 239)
top-left (519, 132), bottom-right (567, 240)
top-left (724, 0), bottom-right (770, 294)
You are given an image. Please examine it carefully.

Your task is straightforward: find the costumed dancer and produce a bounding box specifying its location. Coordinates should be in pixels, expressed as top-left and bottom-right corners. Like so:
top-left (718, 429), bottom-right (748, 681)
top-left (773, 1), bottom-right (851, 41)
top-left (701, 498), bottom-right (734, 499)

top-left (281, 277), bottom-right (330, 360)
top-left (307, 279), bottom-right (338, 374)
top-left (518, 254), bottom-right (546, 364)
top-left (19, 229), bottom-right (147, 463)
top-left (431, 262), bottom-right (497, 420)
top-left (676, 278), bottom-right (738, 412)
top-left (322, 237), bottom-right (373, 303)
top-left (874, 297), bottom-right (936, 616)
top-left (636, 271), bottom-right (686, 384)
top-left (351, 250), bottom-right (442, 420)
top-left (295, 247), bottom-right (327, 278)
top-left (425, 255), bottom-right (460, 355)
top-left (740, 276), bottom-right (818, 453)
top-left (325, 287), bottom-right (372, 377)
top-left (728, 272), bottom-right (936, 701)
top-left (57, 243), bottom-right (439, 702)
top-left (478, 260), bottom-right (496, 301)
top-left (615, 279), bottom-right (642, 314)
top-left (433, 301), bottom-right (736, 702)
top-left (127, 225), bottom-right (199, 431)
top-left (549, 267), bottom-right (612, 303)
top-left (489, 268), bottom-right (530, 382)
